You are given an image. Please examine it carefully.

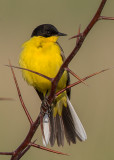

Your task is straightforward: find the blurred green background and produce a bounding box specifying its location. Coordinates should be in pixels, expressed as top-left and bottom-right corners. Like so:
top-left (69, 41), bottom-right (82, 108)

top-left (0, 0), bottom-right (114, 159)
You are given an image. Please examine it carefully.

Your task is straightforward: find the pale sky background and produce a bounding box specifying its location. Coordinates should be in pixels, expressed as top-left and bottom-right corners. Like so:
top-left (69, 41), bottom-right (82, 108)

top-left (0, 0), bottom-right (114, 160)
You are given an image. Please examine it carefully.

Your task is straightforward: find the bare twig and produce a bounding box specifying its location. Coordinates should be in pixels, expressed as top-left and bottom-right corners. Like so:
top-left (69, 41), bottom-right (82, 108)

top-left (76, 24), bottom-right (81, 45)
top-left (69, 33), bottom-right (82, 40)
top-left (0, 98), bottom-right (13, 101)
top-left (9, 61), bottom-right (33, 125)
top-left (31, 143), bottom-right (69, 156)
top-left (56, 68), bottom-right (111, 96)
top-left (65, 67), bottom-right (88, 86)
top-left (48, 0), bottom-right (108, 105)
top-left (0, 152), bottom-right (13, 155)
top-left (99, 16), bottom-right (114, 20)
top-left (8, 65), bottom-right (67, 159)
top-left (6, 65), bottom-right (53, 82)
top-left (18, 140), bottom-right (37, 159)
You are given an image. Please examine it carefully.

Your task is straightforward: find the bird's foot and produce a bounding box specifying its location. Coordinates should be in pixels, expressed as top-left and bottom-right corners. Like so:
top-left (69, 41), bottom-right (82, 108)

top-left (40, 97), bottom-right (52, 117)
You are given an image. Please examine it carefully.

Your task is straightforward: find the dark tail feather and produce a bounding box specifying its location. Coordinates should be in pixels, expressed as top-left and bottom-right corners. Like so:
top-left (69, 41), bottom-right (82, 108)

top-left (49, 100), bottom-right (87, 146)
top-left (55, 114), bottom-right (64, 146)
top-left (50, 113), bottom-right (64, 147)
top-left (49, 106), bottom-right (76, 146)
top-left (62, 105), bottom-right (76, 144)
top-left (49, 111), bottom-right (56, 146)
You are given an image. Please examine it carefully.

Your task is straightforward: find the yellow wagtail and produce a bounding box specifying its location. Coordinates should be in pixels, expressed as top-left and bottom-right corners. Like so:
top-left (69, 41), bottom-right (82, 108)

top-left (19, 24), bottom-right (87, 146)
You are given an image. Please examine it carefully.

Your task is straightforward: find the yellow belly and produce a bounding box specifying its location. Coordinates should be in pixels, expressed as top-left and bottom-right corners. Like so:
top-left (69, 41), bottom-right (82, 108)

top-left (19, 37), bottom-right (67, 96)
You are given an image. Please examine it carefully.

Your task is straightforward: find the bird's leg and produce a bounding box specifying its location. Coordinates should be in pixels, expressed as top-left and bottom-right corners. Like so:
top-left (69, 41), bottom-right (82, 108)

top-left (40, 97), bottom-right (52, 117)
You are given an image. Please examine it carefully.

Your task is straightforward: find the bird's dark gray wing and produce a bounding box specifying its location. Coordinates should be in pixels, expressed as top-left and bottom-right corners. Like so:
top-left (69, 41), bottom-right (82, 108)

top-left (57, 42), bottom-right (71, 99)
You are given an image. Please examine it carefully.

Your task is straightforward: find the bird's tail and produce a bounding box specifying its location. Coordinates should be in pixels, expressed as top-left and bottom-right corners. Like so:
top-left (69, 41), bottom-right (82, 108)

top-left (42, 97), bottom-right (87, 146)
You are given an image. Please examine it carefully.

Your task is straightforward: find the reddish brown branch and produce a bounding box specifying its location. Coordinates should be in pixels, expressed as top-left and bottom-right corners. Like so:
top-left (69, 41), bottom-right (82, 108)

top-left (6, 65), bottom-right (53, 82)
top-left (18, 140), bottom-right (37, 159)
top-left (31, 143), bottom-right (69, 156)
top-left (10, 115), bottom-right (40, 160)
top-left (8, 63), bottom-right (67, 159)
top-left (76, 24), bottom-right (81, 44)
top-left (99, 16), bottom-right (114, 20)
top-left (9, 61), bottom-right (33, 125)
top-left (66, 67), bottom-right (88, 86)
top-left (0, 152), bottom-right (13, 155)
top-left (48, 0), bottom-right (107, 104)
top-left (69, 34), bottom-right (82, 40)
top-left (83, 0), bottom-right (107, 37)
top-left (0, 98), bottom-right (13, 101)
top-left (56, 68), bottom-right (111, 96)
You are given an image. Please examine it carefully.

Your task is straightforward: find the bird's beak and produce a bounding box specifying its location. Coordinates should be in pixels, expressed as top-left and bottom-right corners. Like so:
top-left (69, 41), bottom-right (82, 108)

top-left (57, 32), bottom-right (67, 36)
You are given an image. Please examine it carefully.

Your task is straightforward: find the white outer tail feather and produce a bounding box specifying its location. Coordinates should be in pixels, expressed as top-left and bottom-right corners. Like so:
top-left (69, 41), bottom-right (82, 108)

top-left (42, 114), bottom-right (50, 146)
top-left (67, 97), bottom-right (87, 141)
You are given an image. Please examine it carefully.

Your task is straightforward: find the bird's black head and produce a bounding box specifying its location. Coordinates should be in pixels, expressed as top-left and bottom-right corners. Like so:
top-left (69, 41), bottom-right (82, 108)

top-left (31, 24), bottom-right (67, 37)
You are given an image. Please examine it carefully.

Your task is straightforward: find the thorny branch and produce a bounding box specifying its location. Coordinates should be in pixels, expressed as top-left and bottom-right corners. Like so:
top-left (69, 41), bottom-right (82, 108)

top-left (56, 68), bottom-right (111, 96)
top-left (31, 143), bottom-right (69, 156)
top-left (9, 60), bottom-right (33, 125)
top-left (5, 65), bottom-right (53, 82)
top-left (47, 0), bottom-right (108, 104)
top-left (65, 67), bottom-right (88, 86)
top-left (99, 16), bottom-right (114, 20)
top-left (1, 0), bottom-right (114, 159)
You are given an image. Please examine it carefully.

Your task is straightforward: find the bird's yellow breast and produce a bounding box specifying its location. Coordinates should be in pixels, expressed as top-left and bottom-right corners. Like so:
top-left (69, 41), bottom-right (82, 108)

top-left (19, 36), bottom-right (67, 96)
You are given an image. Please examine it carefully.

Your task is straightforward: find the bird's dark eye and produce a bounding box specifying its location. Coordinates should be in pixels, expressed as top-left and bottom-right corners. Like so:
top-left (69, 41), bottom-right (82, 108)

top-left (47, 30), bottom-right (51, 35)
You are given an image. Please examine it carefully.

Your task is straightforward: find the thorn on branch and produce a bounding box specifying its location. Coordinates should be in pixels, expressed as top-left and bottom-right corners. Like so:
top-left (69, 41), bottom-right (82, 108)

top-left (8, 60), bottom-right (33, 125)
top-left (56, 67), bottom-right (112, 96)
top-left (0, 98), bottom-right (14, 101)
top-left (69, 33), bottom-right (82, 40)
top-left (76, 24), bottom-right (81, 45)
top-left (99, 16), bottom-right (114, 20)
top-left (31, 143), bottom-right (69, 156)
top-left (65, 67), bottom-right (88, 86)
top-left (0, 152), bottom-right (13, 155)
top-left (48, 0), bottom-right (108, 103)
top-left (18, 140), bottom-right (37, 159)
top-left (5, 65), bottom-right (53, 82)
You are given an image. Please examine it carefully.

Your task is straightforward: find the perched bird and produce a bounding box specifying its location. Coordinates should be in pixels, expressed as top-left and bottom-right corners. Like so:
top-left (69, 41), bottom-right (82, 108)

top-left (19, 24), bottom-right (87, 146)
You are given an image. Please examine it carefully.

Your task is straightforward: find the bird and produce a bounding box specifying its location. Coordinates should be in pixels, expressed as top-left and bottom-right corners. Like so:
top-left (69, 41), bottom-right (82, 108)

top-left (19, 24), bottom-right (87, 146)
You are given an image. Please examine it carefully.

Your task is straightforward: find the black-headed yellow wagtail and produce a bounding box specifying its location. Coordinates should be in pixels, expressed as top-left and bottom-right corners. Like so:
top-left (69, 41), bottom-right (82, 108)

top-left (19, 24), bottom-right (87, 146)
